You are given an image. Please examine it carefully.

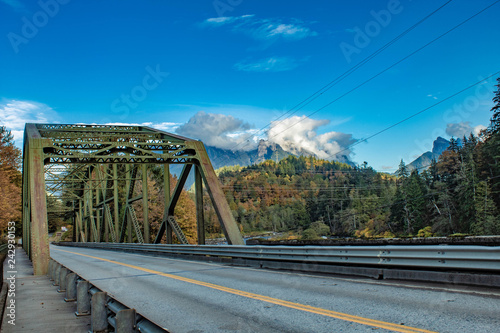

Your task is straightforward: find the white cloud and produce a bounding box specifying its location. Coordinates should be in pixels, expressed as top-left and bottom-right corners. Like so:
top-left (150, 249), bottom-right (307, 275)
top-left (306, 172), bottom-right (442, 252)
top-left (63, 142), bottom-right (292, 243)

top-left (150, 122), bottom-right (180, 132)
top-left (175, 111), bottom-right (256, 151)
top-left (203, 15), bottom-right (316, 42)
top-left (446, 121), bottom-right (486, 138)
top-left (204, 15), bottom-right (254, 25)
top-left (174, 112), bottom-right (355, 160)
top-left (103, 122), bottom-right (180, 133)
top-left (252, 22), bottom-right (316, 41)
top-left (234, 57), bottom-right (298, 72)
top-left (267, 115), bottom-right (356, 160)
top-left (0, 99), bottom-right (59, 146)
top-left (473, 124), bottom-right (487, 136)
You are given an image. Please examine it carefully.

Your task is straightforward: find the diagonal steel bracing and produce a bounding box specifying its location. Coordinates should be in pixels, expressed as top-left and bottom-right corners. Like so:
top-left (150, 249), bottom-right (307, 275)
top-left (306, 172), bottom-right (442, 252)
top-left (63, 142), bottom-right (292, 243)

top-left (22, 123), bottom-right (244, 275)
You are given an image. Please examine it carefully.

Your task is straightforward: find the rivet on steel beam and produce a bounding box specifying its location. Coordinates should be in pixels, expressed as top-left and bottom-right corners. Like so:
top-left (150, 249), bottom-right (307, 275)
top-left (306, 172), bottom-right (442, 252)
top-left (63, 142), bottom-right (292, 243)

top-left (75, 280), bottom-right (91, 316)
top-left (53, 264), bottom-right (62, 286)
top-left (91, 291), bottom-right (108, 333)
top-left (58, 267), bottom-right (69, 293)
top-left (116, 308), bottom-right (136, 333)
top-left (65, 273), bottom-right (78, 302)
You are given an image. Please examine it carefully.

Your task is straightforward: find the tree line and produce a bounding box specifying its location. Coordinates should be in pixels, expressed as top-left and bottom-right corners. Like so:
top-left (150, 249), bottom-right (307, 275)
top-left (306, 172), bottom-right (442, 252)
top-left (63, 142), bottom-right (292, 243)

top-left (211, 78), bottom-right (500, 239)
top-left (1, 78), bottom-right (498, 241)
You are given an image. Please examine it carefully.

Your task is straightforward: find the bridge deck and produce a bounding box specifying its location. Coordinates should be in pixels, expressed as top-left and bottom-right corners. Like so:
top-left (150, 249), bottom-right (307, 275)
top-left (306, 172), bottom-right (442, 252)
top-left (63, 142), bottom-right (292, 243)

top-left (1, 248), bottom-right (90, 332)
top-left (51, 244), bottom-right (500, 333)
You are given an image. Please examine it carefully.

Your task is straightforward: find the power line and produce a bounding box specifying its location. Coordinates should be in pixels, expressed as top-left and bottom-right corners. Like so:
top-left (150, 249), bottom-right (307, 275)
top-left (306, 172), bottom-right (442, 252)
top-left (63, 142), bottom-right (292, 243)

top-left (268, 0), bottom-right (500, 148)
top-left (336, 174), bottom-right (500, 221)
top-left (216, 0), bottom-right (455, 154)
top-left (332, 71), bottom-right (500, 157)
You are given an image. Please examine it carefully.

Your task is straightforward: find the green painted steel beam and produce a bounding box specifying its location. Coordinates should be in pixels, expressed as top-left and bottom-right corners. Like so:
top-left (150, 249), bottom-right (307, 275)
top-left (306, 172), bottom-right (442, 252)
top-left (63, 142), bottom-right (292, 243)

top-left (23, 123), bottom-right (244, 271)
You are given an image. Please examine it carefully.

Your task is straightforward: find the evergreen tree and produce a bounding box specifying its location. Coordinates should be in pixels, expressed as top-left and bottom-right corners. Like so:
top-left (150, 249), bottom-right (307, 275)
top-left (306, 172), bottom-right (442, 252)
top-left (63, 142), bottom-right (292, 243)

top-left (471, 181), bottom-right (499, 235)
top-left (488, 77), bottom-right (500, 135)
top-left (480, 77), bottom-right (500, 208)
top-left (395, 159), bottom-right (409, 179)
top-left (430, 181), bottom-right (456, 235)
top-left (405, 171), bottom-right (427, 233)
top-left (389, 160), bottom-right (411, 234)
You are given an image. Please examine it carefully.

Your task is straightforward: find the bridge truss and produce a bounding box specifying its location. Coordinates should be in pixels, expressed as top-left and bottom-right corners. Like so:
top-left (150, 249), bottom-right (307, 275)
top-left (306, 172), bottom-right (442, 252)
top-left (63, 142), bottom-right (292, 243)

top-left (22, 123), bottom-right (244, 275)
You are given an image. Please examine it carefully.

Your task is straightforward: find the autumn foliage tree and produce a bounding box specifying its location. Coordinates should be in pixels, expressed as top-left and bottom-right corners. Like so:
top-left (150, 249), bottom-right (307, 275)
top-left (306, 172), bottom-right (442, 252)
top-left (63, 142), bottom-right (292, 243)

top-left (133, 167), bottom-right (197, 244)
top-left (0, 126), bottom-right (22, 235)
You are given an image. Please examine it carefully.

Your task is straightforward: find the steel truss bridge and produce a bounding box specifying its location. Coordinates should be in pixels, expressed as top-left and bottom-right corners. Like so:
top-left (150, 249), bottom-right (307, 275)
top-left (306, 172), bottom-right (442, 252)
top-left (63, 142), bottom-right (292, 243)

top-left (15, 124), bottom-right (500, 333)
top-left (22, 123), bottom-right (244, 275)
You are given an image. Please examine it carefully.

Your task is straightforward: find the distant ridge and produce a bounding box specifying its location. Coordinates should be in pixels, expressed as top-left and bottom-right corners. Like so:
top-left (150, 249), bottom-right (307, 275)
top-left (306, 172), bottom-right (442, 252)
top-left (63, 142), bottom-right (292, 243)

top-left (206, 140), bottom-right (292, 170)
top-left (206, 140), bottom-right (354, 170)
top-left (408, 136), bottom-right (451, 171)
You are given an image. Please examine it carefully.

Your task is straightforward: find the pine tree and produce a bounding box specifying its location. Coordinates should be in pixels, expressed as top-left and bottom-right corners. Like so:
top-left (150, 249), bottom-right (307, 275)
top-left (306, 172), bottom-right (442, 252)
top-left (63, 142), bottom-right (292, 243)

top-left (471, 181), bottom-right (499, 235)
top-left (406, 171), bottom-right (427, 233)
top-left (395, 159), bottom-right (409, 179)
top-left (449, 137), bottom-right (460, 152)
top-left (389, 160), bottom-right (412, 235)
top-left (488, 77), bottom-right (500, 135)
top-left (480, 77), bottom-right (500, 208)
top-left (430, 181), bottom-right (456, 235)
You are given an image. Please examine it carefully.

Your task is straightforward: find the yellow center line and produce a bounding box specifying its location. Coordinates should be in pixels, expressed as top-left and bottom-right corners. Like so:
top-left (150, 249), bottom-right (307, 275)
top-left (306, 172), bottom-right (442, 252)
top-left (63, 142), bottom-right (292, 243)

top-left (53, 248), bottom-right (437, 333)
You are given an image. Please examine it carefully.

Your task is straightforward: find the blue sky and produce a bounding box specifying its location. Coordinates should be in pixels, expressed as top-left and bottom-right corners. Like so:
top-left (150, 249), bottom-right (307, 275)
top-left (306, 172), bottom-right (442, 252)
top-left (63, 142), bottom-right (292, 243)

top-left (1, 0), bottom-right (499, 171)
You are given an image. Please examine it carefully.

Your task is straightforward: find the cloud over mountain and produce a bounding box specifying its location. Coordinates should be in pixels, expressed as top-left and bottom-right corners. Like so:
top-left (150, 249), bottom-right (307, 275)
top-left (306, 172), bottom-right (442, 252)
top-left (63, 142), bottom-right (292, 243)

top-left (175, 111), bottom-right (256, 151)
top-left (446, 121), bottom-right (486, 138)
top-left (176, 112), bottom-right (355, 162)
top-left (267, 116), bottom-right (356, 160)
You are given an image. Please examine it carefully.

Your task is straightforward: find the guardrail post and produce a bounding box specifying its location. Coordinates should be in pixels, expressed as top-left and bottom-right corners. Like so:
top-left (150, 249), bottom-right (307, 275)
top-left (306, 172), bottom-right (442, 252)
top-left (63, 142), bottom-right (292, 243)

top-left (65, 273), bottom-right (77, 302)
top-left (91, 291), bottom-right (108, 333)
top-left (53, 263), bottom-right (61, 286)
top-left (58, 267), bottom-right (68, 292)
top-left (75, 280), bottom-right (90, 316)
top-left (48, 259), bottom-right (54, 280)
top-left (116, 308), bottom-right (136, 333)
top-left (50, 260), bottom-right (58, 281)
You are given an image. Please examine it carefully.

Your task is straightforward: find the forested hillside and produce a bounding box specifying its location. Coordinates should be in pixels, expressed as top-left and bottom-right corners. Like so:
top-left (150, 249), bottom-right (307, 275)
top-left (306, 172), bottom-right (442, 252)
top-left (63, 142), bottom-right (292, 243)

top-left (207, 78), bottom-right (500, 239)
top-left (212, 157), bottom-right (396, 238)
top-left (1, 78), bottom-right (498, 241)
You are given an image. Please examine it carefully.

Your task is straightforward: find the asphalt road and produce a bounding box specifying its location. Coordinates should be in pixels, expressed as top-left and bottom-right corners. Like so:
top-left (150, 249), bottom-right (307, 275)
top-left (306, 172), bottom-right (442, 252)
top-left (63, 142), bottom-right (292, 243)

top-left (50, 244), bottom-right (500, 333)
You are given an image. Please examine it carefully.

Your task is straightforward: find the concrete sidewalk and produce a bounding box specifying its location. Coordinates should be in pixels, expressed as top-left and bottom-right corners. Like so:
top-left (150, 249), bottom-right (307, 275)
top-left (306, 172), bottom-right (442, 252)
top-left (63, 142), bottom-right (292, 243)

top-left (1, 248), bottom-right (90, 332)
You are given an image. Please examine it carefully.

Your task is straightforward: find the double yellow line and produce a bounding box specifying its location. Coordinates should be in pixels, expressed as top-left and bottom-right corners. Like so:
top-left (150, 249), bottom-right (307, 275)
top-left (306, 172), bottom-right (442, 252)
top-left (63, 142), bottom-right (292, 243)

top-left (53, 248), bottom-right (437, 333)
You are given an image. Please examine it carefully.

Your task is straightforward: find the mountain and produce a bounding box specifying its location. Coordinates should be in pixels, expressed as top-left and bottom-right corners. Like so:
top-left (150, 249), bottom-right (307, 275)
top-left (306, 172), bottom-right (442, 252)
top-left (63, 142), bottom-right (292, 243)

top-left (408, 137), bottom-right (451, 171)
top-left (431, 136), bottom-right (451, 155)
top-left (206, 139), bottom-right (356, 171)
top-left (165, 139), bottom-right (356, 189)
top-left (206, 140), bottom-right (293, 170)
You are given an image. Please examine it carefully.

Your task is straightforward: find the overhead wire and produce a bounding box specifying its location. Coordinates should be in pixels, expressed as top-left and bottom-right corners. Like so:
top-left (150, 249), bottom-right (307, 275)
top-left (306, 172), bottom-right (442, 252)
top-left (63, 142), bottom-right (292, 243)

top-left (332, 174), bottom-right (500, 221)
top-left (218, 0), bottom-right (456, 154)
top-left (267, 0), bottom-right (500, 149)
top-left (209, 2), bottom-right (500, 214)
top-left (331, 71), bottom-right (500, 158)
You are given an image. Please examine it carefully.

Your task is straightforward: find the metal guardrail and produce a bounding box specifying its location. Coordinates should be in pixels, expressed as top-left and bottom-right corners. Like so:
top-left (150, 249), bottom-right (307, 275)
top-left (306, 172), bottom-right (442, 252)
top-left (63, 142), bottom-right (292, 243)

top-left (57, 242), bottom-right (500, 272)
